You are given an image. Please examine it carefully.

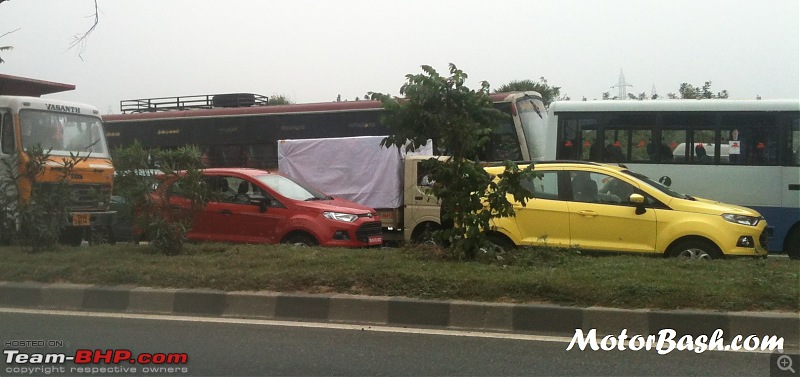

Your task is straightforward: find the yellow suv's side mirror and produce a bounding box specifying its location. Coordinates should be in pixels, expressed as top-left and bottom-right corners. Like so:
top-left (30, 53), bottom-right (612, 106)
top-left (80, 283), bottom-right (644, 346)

top-left (630, 193), bottom-right (646, 215)
top-left (629, 194), bottom-right (645, 204)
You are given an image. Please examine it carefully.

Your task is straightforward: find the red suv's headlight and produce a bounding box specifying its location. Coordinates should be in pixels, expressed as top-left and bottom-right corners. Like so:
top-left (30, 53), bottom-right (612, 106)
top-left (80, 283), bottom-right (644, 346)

top-left (323, 212), bottom-right (358, 223)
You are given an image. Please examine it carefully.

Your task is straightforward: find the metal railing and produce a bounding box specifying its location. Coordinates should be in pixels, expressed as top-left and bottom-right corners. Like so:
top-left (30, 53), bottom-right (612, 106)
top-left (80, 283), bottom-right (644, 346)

top-left (119, 93), bottom-right (270, 113)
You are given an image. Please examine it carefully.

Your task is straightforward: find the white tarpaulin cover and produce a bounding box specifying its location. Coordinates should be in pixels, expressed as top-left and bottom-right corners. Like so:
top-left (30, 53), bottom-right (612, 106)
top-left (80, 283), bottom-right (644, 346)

top-left (278, 136), bottom-right (432, 209)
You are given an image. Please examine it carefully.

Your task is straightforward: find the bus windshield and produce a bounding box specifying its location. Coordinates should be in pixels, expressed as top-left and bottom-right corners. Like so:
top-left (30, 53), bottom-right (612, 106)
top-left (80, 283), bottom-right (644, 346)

top-left (20, 110), bottom-right (110, 157)
top-left (516, 96), bottom-right (547, 161)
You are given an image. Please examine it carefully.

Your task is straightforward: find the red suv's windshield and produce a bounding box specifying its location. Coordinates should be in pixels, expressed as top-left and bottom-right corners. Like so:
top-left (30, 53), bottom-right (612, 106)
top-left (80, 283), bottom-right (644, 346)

top-left (255, 174), bottom-right (329, 201)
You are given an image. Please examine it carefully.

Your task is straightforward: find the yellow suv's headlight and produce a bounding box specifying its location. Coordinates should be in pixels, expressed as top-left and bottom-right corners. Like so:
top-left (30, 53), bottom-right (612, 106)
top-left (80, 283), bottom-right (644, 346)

top-left (722, 213), bottom-right (761, 226)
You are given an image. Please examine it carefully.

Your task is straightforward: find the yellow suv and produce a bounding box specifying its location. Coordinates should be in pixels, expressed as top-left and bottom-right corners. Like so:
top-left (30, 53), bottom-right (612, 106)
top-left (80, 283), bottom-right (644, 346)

top-left (485, 162), bottom-right (768, 259)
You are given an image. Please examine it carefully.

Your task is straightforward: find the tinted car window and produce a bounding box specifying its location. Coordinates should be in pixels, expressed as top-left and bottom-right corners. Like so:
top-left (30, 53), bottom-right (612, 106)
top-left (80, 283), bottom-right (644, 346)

top-left (521, 171), bottom-right (560, 200)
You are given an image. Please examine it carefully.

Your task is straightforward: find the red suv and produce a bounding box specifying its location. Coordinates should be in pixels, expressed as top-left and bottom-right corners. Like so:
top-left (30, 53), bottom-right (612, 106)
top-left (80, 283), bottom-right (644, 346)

top-left (150, 168), bottom-right (383, 247)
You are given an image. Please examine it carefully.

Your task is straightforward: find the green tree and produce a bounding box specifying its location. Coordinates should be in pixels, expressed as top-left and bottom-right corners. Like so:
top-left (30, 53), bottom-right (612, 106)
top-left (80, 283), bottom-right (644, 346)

top-left (0, 146), bottom-right (88, 252)
top-left (494, 77), bottom-right (565, 107)
top-left (112, 143), bottom-right (210, 255)
top-left (371, 64), bottom-right (534, 259)
top-left (668, 81), bottom-right (729, 99)
top-left (268, 95), bottom-right (292, 105)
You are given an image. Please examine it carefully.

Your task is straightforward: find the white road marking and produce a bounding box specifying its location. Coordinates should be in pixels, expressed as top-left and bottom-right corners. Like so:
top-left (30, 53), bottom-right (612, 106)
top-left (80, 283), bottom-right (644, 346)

top-left (0, 307), bottom-right (568, 341)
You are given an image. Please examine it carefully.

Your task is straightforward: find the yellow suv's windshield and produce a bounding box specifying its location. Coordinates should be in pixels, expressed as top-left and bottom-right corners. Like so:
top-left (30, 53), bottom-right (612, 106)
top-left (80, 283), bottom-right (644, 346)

top-left (622, 170), bottom-right (689, 199)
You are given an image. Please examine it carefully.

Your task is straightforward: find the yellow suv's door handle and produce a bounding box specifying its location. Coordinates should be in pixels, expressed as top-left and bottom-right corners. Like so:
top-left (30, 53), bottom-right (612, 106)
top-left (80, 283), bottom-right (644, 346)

top-left (578, 210), bottom-right (598, 217)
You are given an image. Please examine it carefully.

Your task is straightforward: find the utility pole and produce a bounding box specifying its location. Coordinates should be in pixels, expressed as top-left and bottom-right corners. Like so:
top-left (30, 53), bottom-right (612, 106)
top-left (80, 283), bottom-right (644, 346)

top-left (611, 69), bottom-right (633, 100)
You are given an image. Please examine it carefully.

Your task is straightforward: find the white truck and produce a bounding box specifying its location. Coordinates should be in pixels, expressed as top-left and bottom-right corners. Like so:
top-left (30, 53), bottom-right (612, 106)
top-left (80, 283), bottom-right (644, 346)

top-left (277, 136), bottom-right (442, 243)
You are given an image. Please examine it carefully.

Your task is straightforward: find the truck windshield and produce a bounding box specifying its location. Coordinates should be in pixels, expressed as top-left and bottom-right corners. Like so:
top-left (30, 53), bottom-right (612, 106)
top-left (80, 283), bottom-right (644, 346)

top-left (516, 96), bottom-right (547, 161)
top-left (20, 110), bottom-right (110, 157)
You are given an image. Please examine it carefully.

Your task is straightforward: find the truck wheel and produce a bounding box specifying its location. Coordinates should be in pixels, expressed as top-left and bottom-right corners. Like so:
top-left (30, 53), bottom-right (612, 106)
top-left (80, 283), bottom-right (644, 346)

top-left (59, 228), bottom-right (85, 247)
top-left (667, 239), bottom-right (721, 260)
top-left (89, 227), bottom-right (115, 245)
top-left (411, 223), bottom-right (439, 246)
top-left (283, 233), bottom-right (318, 247)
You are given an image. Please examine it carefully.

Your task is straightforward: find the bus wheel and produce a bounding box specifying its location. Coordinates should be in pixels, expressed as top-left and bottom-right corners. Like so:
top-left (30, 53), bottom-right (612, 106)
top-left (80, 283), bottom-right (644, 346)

top-left (786, 228), bottom-right (799, 260)
top-left (668, 239), bottom-right (721, 260)
top-left (282, 233), bottom-right (318, 247)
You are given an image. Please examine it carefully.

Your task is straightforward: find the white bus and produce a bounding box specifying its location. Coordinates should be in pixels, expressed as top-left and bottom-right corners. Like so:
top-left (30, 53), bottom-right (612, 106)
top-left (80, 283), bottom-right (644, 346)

top-left (548, 99), bottom-right (799, 257)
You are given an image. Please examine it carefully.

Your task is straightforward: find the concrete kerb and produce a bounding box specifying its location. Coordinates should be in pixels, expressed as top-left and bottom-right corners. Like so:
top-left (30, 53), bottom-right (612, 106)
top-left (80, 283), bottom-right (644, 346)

top-left (0, 281), bottom-right (797, 347)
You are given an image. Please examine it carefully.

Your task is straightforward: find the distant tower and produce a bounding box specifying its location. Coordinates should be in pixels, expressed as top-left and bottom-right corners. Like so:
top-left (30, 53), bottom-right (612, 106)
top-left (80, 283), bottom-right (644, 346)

top-left (651, 84), bottom-right (658, 99)
top-left (611, 69), bottom-right (633, 100)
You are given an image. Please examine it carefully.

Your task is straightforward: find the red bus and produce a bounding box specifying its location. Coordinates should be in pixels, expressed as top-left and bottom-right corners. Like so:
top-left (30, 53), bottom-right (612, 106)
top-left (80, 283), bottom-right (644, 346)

top-left (103, 91), bottom-right (548, 169)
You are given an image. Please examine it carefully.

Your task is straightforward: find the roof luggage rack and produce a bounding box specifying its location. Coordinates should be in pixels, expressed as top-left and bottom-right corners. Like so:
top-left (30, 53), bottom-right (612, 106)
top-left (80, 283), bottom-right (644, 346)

top-left (119, 93), bottom-right (269, 113)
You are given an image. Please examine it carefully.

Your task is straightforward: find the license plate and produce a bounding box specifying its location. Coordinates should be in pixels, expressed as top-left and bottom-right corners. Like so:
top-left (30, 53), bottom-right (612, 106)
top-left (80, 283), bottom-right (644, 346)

top-left (72, 214), bottom-right (90, 226)
top-left (368, 236), bottom-right (383, 245)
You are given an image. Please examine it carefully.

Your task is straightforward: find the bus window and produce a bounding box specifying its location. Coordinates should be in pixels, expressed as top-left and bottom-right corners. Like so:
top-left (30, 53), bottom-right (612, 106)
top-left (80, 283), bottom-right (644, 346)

top-left (1, 112), bottom-right (13, 154)
top-left (721, 114), bottom-right (780, 166)
top-left (663, 129), bottom-right (688, 163)
top-left (690, 129), bottom-right (715, 164)
top-left (581, 128), bottom-right (600, 161)
top-left (558, 118), bottom-right (581, 160)
top-left (745, 127), bottom-right (779, 166)
top-left (642, 131), bottom-right (674, 163)
top-left (557, 117), bottom-right (598, 161)
top-left (246, 143), bottom-right (277, 170)
top-left (603, 112), bottom-right (656, 163)
top-left (631, 129), bottom-right (655, 162)
top-left (489, 119), bottom-right (522, 161)
top-left (721, 128), bottom-right (742, 164)
top-left (602, 129), bottom-right (627, 163)
top-left (599, 129), bottom-right (657, 163)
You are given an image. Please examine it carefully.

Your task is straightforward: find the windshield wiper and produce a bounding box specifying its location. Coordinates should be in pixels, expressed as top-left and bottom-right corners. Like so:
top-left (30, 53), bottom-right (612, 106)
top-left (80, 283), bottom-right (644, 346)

top-left (305, 195), bottom-right (333, 201)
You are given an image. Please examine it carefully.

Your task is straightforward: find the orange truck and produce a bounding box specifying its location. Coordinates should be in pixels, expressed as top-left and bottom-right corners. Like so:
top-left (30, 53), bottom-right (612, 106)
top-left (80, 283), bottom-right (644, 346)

top-left (0, 95), bottom-right (115, 245)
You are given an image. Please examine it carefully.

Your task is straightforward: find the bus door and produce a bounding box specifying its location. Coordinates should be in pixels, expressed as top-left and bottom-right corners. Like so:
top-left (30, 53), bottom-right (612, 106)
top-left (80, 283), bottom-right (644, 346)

top-left (0, 111), bottom-right (14, 184)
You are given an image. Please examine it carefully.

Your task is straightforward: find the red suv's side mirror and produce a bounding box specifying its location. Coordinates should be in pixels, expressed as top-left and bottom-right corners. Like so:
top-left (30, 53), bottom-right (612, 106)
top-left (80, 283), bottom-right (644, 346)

top-left (249, 195), bottom-right (268, 213)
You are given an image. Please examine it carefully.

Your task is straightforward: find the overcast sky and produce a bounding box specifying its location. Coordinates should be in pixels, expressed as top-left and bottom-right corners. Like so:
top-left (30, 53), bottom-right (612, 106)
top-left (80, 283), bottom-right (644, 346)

top-left (1, 0), bottom-right (798, 113)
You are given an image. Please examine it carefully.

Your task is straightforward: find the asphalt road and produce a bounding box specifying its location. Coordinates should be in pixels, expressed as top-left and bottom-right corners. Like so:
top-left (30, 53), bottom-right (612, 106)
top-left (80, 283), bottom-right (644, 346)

top-left (1, 309), bottom-right (793, 376)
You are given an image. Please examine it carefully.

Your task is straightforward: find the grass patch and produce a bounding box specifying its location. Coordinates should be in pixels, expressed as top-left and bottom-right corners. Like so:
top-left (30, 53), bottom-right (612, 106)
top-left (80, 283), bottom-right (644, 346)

top-left (1, 244), bottom-right (797, 312)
